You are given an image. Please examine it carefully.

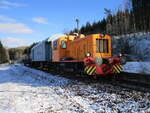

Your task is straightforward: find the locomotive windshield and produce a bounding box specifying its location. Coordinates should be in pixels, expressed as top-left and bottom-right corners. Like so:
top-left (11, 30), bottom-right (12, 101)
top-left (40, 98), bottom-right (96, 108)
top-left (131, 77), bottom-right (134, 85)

top-left (96, 39), bottom-right (108, 53)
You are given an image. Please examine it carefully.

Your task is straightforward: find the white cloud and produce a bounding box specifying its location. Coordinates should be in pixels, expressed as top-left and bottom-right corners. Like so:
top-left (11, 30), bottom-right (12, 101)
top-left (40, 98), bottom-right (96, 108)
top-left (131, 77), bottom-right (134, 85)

top-left (32, 17), bottom-right (48, 24)
top-left (0, 15), bottom-right (16, 22)
top-left (0, 23), bottom-right (33, 34)
top-left (0, 0), bottom-right (26, 9)
top-left (0, 5), bottom-right (9, 9)
top-left (1, 37), bottom-right (31, 48)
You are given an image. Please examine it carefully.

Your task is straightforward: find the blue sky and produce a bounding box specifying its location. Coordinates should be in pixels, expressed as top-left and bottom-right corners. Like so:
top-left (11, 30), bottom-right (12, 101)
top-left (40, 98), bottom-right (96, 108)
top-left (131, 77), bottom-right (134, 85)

top-left (0, 0), bottom-right (123, 48)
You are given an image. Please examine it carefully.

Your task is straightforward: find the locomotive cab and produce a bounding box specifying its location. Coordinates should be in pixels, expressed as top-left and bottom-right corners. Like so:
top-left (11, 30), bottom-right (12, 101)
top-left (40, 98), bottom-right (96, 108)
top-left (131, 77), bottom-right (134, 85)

top-left (52, 35), bottom-right (75, 62)
top-left (89, 34), bottom-right (111, 59)
top-left (83, 34), bottom-right (124, 75)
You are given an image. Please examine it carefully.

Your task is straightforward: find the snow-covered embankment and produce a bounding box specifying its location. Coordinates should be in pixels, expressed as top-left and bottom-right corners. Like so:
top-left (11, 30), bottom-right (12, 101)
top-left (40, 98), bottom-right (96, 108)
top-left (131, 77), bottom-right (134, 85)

top-left (0, 64), bottom-right (149, 113)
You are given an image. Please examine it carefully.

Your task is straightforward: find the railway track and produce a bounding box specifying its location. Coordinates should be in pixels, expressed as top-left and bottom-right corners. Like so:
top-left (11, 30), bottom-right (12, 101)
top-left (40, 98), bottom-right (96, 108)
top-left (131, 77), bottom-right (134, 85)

top-left (25, 64), bottom-right (150, 92)
top-left (49, 69), bottom-right (150, 92)
top-left (114, 72), bottom-right (150, 92)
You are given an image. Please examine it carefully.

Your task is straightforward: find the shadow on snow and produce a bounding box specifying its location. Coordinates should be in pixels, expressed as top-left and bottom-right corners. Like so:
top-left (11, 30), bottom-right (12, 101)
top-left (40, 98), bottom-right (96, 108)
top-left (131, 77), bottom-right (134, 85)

top-left (0, 65), bottom-right (71, 88)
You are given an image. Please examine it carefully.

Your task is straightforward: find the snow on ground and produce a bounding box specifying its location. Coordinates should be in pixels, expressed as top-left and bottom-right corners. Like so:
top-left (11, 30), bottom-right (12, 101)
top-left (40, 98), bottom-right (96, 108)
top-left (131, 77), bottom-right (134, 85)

top-left (0, 64), bottom-right (150, 113)
top-left (123, 62), bottom-right (150, 74)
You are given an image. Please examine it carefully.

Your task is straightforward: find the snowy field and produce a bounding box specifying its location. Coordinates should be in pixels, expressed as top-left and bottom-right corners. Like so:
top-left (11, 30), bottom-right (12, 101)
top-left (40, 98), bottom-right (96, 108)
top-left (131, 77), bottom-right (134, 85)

top-left (0, 64), bottom-right (150, 113)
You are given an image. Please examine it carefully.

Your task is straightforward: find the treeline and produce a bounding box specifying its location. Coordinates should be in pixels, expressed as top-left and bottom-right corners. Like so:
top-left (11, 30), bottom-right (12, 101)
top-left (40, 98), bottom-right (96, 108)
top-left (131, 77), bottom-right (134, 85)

top-left (70, 0), bottom-right (150, 36)
top-left (0, 40), bottom-right (29, 64)
top-left (8, 47), bottom-right (27, 60)
top-left (0, 41), bottom-right (9, 64)
top-left (0, 40), bottom-right (37, 64)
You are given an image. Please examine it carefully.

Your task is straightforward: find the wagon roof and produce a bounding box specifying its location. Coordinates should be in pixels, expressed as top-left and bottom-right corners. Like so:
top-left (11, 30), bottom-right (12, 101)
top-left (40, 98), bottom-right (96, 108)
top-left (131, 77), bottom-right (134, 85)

top-left (31, 34), bottom-right (66, 50)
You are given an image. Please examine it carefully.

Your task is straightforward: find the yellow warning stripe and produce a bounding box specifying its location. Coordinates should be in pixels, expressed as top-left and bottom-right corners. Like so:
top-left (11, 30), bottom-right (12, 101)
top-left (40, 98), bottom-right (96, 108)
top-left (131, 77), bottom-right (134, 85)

top-left (87, 66), bottom-right (94, 74)
top-left (113, 66), bottom-right (120, 73)
top-left (84, 66), bottom-right (89, 72)
top-left (84, 66), bottom-right (96, 75)
top-left (116, 65), bottom-right (122, 71)
top-left (119, 65), bottom-right (123, 70)
top-left (117, 65), bottom-right (123, 71)
top-left (113, 66), bottom-right (118, 73)
top-left (89, 67), bottom-right (96, 75)
top-left (113, 64), bottom-right (123, 73)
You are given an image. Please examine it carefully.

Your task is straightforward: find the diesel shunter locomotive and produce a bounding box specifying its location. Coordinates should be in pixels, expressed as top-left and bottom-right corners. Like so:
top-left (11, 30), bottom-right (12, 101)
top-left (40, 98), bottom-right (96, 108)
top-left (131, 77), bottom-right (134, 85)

top-left (27, 33), bottom-right (125, 76)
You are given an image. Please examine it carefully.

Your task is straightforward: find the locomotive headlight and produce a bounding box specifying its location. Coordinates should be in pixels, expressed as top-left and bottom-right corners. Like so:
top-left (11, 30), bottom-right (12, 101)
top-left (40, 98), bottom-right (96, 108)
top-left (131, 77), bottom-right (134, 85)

top-left (118, 53), bottom-right (122, 57)
top-left (95, 57), bottom-right (103, 66)
top-left (86, 52), bottom-right (91, 57)
top-left (118, 53), bottom-right (126, 64)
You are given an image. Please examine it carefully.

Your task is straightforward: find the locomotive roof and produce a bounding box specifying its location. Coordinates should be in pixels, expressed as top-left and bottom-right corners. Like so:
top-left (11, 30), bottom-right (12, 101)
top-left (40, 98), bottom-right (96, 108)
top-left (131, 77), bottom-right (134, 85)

top-left (46, 34), bottom-right (66, 42)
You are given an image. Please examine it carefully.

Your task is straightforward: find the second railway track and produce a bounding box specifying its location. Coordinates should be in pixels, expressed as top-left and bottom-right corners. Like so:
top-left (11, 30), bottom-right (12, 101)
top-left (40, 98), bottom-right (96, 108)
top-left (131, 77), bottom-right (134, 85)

top-left (114, 72), bottom-right (150, 92)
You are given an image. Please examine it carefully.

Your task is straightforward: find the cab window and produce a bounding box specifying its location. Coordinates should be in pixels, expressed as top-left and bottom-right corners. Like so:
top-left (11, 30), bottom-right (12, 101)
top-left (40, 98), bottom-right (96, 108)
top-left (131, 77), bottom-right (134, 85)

top-left (53, 40), bottom-right (57, 50)
top-left (61, 40), bottom-right (67, 48)
top-left (96, 39), bottom-right (108, 53)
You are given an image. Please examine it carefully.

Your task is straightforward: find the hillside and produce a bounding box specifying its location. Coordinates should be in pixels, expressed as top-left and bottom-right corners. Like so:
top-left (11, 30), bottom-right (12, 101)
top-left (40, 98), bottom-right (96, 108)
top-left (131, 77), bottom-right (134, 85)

top-left (112, 33), bottom-right (150, 61)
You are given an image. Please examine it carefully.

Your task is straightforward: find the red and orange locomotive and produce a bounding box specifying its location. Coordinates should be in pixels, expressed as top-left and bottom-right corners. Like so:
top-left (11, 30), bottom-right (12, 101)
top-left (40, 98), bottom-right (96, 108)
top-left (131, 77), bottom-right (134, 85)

top-left (30, 33), bottom-right (125, 76)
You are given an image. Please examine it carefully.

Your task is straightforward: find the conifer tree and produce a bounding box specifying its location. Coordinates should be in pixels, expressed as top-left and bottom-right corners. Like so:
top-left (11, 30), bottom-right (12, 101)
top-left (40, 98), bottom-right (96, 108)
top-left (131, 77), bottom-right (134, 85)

top-left (0, 41), bottom-right (9, 64)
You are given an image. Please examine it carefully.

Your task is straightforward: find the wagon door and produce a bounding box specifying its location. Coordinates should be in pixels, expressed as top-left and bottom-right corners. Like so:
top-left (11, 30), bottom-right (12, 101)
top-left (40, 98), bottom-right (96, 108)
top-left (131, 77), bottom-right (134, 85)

top-left (45, 41), bottom-right (52, 61)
